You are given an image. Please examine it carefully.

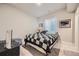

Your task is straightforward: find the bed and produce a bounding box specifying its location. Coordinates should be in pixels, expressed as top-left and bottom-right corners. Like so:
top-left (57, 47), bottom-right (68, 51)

top-left (24, 31), bottom-right (59, 55)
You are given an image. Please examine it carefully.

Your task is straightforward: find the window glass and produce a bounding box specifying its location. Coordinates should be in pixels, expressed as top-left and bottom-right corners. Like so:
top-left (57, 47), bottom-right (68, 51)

top-left (44, 17), bottom-right (57, 34)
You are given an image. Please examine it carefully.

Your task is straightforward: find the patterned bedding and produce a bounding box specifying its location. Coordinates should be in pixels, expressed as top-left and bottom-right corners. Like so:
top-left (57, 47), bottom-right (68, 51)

top-left (24, 32), bottom-right (59, 55)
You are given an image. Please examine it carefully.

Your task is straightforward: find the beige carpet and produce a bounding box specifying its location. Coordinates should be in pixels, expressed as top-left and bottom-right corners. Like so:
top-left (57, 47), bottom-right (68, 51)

top-left (59, 49), bottom-right (79, 56)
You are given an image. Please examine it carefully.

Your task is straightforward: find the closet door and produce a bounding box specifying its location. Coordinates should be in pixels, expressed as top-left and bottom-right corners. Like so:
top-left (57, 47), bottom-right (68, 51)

top-left (75, 15), bottom-right (79, 50)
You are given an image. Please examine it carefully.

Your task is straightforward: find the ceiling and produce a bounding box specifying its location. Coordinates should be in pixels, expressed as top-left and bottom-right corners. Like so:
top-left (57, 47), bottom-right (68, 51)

top-left (10, 3), bottom-right (78, 18)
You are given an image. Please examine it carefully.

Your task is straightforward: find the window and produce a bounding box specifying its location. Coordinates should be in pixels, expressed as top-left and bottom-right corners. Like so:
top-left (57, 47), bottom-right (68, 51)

top-left (44, 17), bottom-right (57, 33)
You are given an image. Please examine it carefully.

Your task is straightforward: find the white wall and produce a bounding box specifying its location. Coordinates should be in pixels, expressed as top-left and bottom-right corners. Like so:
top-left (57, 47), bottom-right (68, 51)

top-left (0, 4), bottom-right (75, 44)
top-left (0, 4), bottom-right (38, 41)
top-left (75, 7), bottom-right (79, 50)
top-left (42, 9), bottom-right (75, 43)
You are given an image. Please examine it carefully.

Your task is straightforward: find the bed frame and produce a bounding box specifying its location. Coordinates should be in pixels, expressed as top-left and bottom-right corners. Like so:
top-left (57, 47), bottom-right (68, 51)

top-left (24, 32), bottom-right (59, 56)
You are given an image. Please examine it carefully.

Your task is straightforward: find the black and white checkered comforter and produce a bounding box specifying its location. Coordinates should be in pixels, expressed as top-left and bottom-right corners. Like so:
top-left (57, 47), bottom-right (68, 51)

top-left (24, 32), bottom-right (59, 54)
